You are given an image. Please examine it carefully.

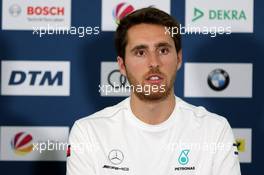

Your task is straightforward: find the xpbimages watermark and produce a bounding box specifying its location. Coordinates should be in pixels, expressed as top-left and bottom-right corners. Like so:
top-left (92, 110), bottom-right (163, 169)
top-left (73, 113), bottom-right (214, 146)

top-left (32, 140), bottom-right (68, 153)
top-left (165, 24), bottom-right (232, 37)
top-left (163, 142), bottom-right (234, 154)
top-left (31, 140), bottom-right (235, 154)
top-left (99, 83), bottom-right (166, 96)
top-left (32, 140), bottom-right (100, 154)
top-left (32, 24), bottom-right (100, 37)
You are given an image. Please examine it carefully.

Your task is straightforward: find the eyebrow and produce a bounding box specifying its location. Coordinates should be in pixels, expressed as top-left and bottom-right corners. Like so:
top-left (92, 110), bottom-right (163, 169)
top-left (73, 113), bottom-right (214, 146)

top-left (154, 42), bottom-right (173, 48)
top-left (130, 44), bottom-right (148, 53)
top-left (130, 42), bottom-right (173, 53)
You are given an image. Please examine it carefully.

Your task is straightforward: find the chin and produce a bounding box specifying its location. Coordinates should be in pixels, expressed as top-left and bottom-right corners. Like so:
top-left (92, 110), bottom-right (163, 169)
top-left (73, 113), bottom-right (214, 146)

top-left (135, 91), bottom-right (170, 102)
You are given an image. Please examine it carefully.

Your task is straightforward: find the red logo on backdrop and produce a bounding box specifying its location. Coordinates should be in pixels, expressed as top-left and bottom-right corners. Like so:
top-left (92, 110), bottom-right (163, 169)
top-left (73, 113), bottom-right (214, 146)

top-left (11, 132), bottom-right (33, 155)
top-left (27, 6), bottom-right (64, 16)
top-left (67, 145), bottom-right (71, 157)
top-left (113, 2), bottom-right (134, 24)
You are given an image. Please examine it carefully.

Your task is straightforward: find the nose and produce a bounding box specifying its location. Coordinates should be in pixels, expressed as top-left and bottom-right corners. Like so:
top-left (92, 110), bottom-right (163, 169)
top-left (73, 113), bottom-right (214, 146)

top-left (147, 52), bottom-right (161, 68)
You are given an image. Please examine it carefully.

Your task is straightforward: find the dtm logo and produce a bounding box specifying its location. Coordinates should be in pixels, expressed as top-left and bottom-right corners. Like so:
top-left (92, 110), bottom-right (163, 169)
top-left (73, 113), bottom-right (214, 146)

top-left (1, 61), bottom-right (70, 96)
top-left (9, 71), bottom-right (63, 86)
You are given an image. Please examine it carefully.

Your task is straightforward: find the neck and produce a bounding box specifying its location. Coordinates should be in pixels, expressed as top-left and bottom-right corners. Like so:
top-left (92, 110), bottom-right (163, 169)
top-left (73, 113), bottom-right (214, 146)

top-left (130, 91), bottom-right (176, 125)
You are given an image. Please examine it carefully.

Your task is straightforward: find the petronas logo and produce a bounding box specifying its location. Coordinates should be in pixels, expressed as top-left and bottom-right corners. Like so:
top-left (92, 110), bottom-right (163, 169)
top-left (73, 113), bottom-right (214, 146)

top-left (192, 8), bottom-right (204, 22)
top-left (178, 149), bottom-right (190, 165)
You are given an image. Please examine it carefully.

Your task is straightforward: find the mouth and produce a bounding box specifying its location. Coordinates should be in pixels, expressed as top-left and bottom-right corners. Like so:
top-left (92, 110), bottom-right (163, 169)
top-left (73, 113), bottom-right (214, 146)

top-left (145, 74), bottom-right (164, 84)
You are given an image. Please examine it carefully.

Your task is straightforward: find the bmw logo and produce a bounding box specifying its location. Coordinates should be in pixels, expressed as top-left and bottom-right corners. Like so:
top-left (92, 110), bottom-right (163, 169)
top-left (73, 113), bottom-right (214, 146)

top-left (207, 69), bottom-right (230, 91)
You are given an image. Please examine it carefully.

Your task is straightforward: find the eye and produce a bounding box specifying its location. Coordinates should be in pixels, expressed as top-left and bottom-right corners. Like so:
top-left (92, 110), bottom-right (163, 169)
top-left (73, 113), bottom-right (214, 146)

top-left (134, 50), bottom-right (146, 57)
top-left (159, 47), bottom-right (169, 55)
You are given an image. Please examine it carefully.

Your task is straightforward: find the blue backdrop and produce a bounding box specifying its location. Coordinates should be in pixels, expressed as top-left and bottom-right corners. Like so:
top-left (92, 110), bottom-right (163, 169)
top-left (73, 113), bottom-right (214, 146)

top-left (0, 0), bottom-right (262, 174)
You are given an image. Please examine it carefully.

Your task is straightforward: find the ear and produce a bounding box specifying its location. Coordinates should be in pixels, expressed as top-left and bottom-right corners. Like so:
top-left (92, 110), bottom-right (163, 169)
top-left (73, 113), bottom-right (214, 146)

top-left (117, 56), bottom-right (127, 76)
top-left (176, 49), bottom-right (182, 70)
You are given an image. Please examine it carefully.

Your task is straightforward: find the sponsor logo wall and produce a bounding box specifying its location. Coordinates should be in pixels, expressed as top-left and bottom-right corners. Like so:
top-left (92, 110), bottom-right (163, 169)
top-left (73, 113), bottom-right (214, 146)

top-left (185, 0), bottom-right (254, 32)
top-left (101, 0), bottom-right (171, 31)
top-left (184, 63), bottom-right (253, 97)
top-left (2, 0), bottom-right (71, 30)
top-left (233, 128), bottom-right (252, 163)
top-left (1, 60), bottom-right (70, 96)
top-left (0, 127), bottom-right (69, 161)
top-left (100, 62), bottom-right (130, 96)
top-left (0, 0), bottom-right (259, 174)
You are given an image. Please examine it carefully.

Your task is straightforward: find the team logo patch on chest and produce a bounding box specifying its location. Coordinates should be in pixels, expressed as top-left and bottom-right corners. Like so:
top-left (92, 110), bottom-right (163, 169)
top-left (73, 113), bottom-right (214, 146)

top-left (174, 149), bottom-right (196, 172)
top-left (102, 149), bottom-right (129, 171)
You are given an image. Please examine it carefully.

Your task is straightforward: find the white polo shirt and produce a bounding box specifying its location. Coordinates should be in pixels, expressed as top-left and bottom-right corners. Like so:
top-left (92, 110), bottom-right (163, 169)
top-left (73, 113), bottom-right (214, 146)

top-left (67, 96), bottom-right (241, 175)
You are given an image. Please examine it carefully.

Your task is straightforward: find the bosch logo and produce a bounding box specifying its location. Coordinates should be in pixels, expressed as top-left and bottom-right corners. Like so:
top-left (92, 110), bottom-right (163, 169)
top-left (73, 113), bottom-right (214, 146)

top-left (27, 6), bottom-right (64, 16)
top-left (9, 4), bottom-right (22, 17)
top-left (113, 2), bottom-right (134, 24)
top-left (207, 68), bottom-right (230, 91)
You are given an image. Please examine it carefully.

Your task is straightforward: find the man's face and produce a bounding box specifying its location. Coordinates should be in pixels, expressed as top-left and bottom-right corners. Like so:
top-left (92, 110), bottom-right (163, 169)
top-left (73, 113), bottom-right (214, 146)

top-left (118, 23), bottom-right (182, 101)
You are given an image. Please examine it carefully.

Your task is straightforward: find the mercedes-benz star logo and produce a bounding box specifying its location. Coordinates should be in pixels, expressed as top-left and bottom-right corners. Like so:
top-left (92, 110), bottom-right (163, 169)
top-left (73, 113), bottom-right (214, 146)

top-left (108, 149), bottom-right (124, 165)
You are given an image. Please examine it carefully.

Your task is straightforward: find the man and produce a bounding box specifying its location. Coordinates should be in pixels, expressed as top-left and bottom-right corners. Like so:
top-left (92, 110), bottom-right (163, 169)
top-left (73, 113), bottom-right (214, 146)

top-left (67, 7), bottom-right (241, 175)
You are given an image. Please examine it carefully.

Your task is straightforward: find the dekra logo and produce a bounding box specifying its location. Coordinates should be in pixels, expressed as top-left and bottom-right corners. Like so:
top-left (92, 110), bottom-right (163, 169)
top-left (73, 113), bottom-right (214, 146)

top-left (192, 7), bottom-right (247, 21)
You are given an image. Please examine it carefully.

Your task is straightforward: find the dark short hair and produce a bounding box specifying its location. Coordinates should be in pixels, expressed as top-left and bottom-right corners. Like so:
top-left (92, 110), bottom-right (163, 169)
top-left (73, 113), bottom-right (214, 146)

top-left (115, 7), bottom-right (181, 59)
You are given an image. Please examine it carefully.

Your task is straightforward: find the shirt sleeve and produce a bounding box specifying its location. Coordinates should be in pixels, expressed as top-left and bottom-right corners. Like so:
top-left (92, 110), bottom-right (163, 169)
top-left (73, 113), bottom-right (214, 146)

top-left (212, 118), bottom-right (241, 175)
top-left (67, 121), bottom-right (97, 175)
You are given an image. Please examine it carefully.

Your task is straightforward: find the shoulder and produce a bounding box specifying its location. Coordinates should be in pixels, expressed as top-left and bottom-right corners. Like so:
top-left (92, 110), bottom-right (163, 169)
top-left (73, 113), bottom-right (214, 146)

top-left (73, 97), bottom-right (129, 128)
top-left (177, 97), bottom-right (230, 130)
